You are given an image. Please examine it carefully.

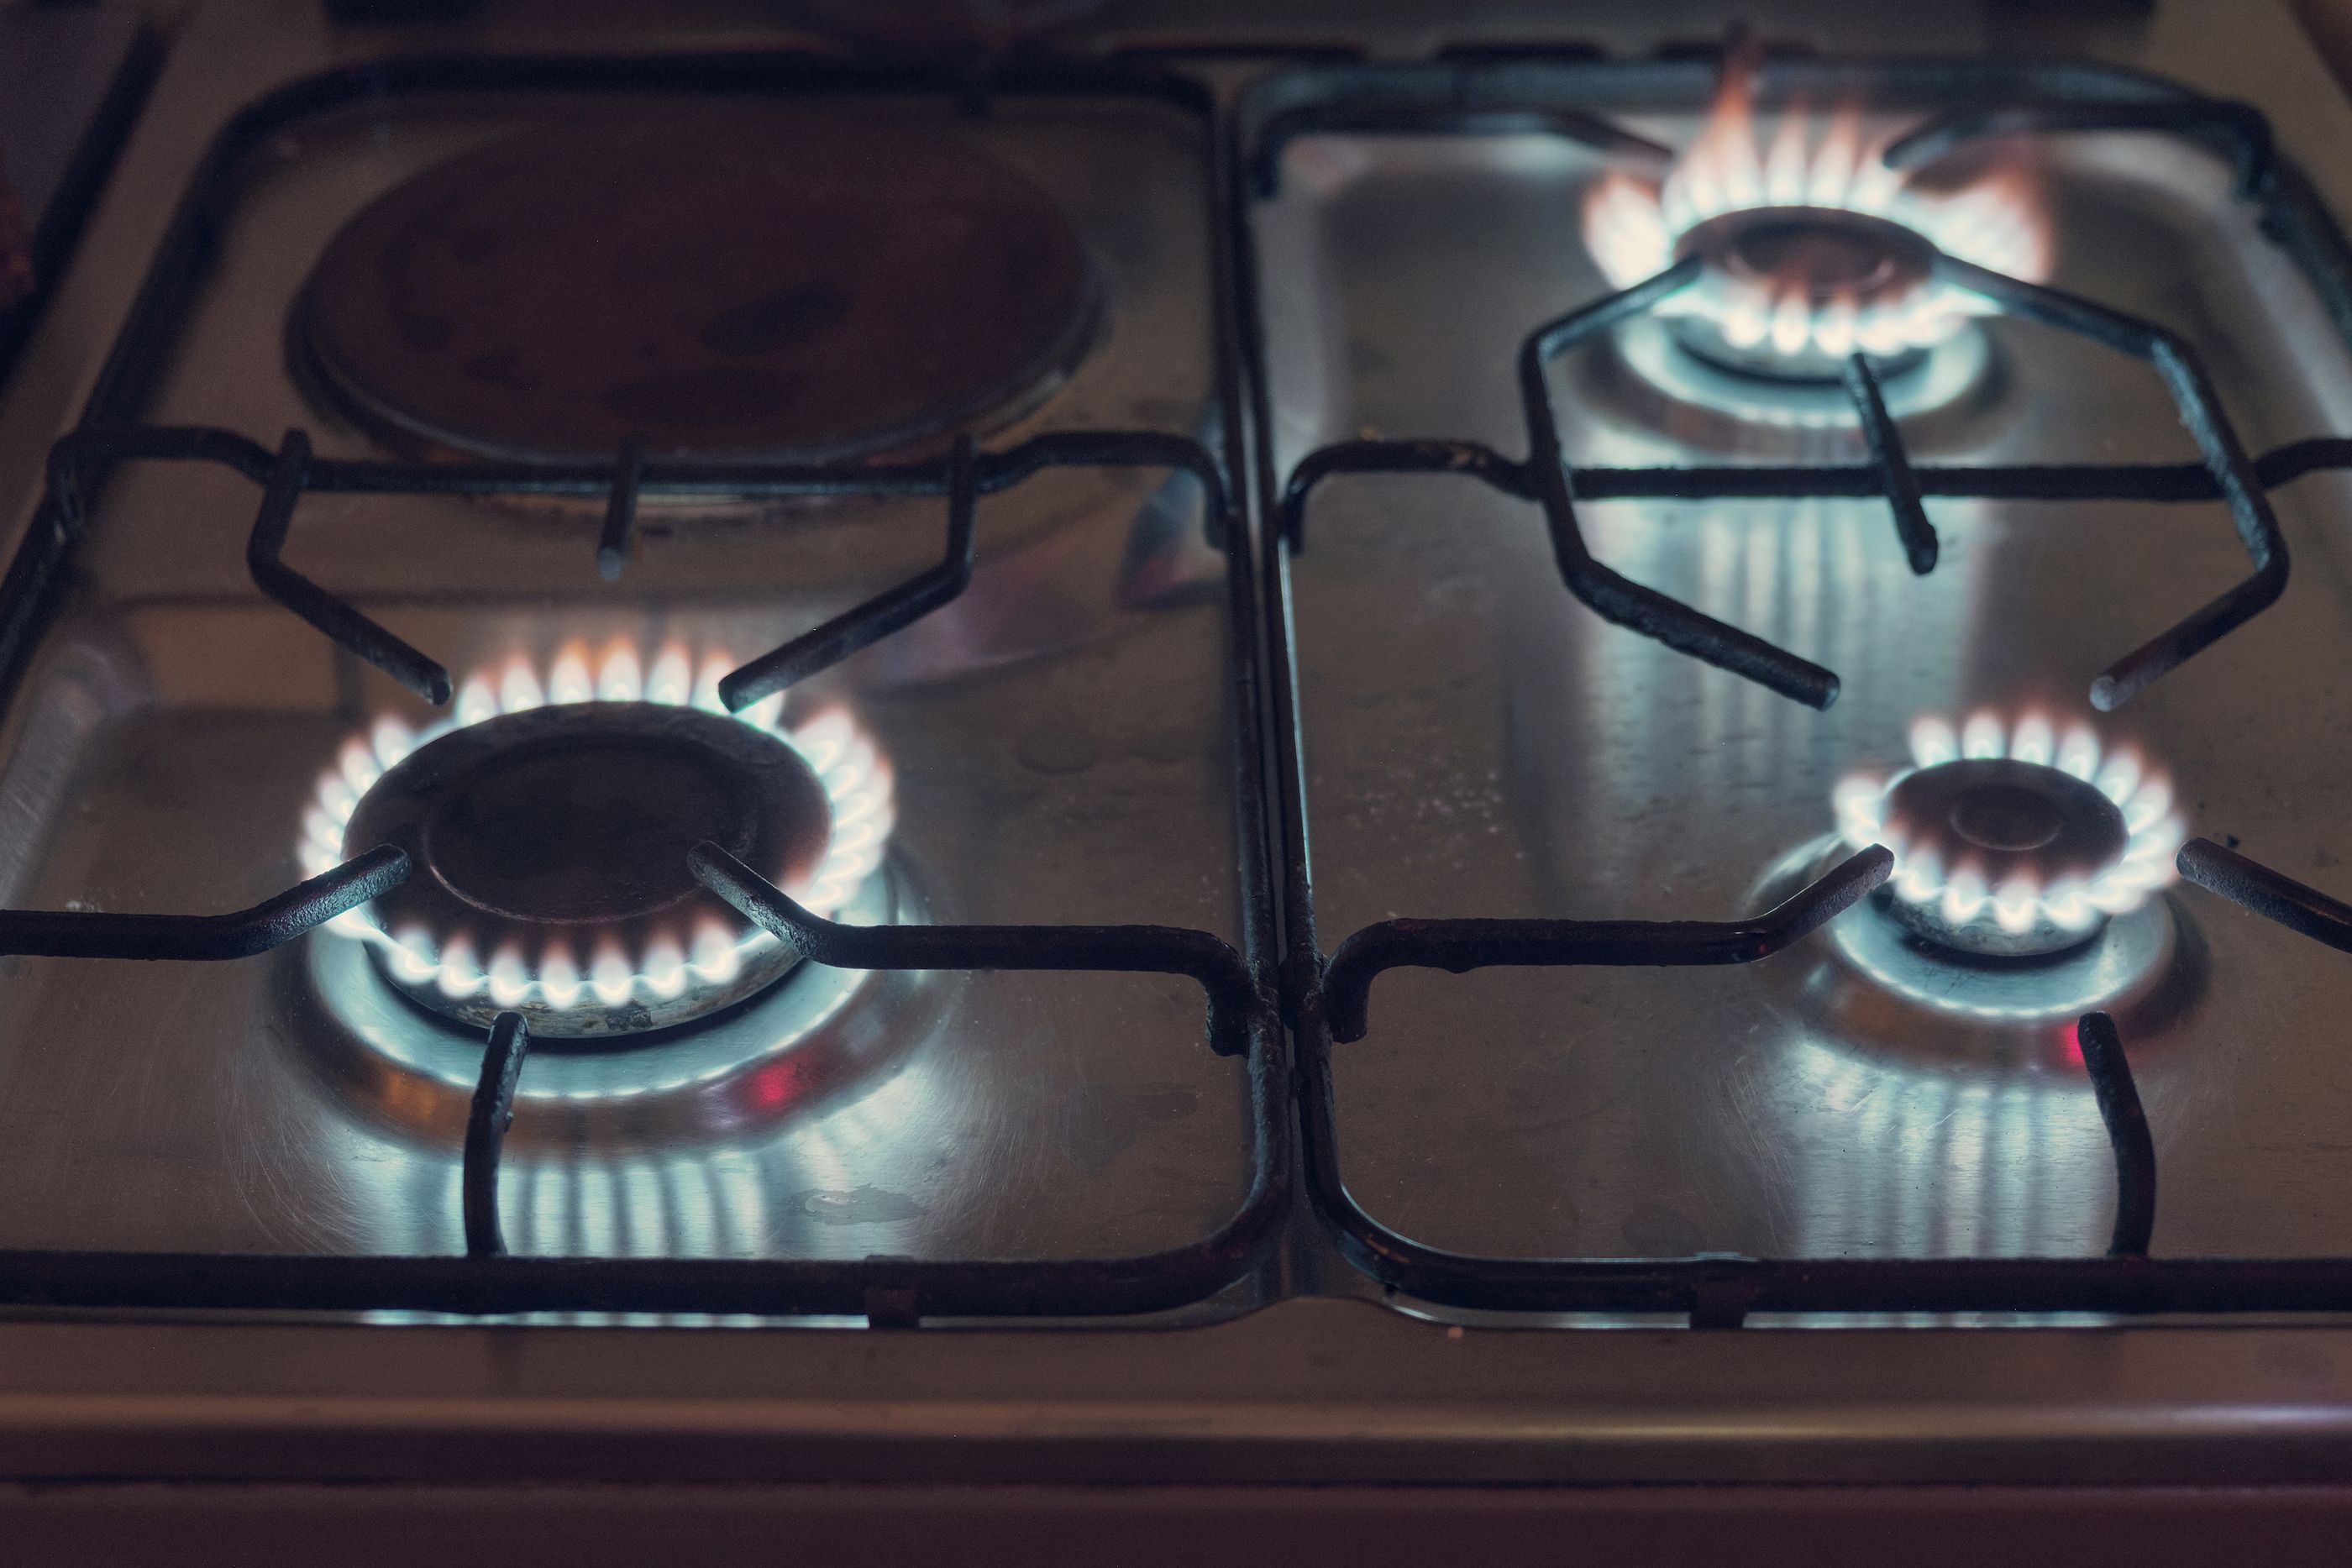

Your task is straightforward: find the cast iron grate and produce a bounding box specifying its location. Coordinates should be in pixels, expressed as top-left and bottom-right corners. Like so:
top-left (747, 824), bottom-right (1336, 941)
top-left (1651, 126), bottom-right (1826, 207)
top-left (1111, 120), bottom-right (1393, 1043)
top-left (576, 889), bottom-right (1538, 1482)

top-left (1244, 55), bottom-right (2352, 1323)
top-left (0, 50), bottom-right (1289, 1323)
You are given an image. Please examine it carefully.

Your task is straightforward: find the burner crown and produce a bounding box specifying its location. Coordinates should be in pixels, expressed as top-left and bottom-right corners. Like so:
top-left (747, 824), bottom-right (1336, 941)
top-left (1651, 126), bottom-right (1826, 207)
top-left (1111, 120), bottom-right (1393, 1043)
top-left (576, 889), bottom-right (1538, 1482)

top-left (302, 642), bottom-right (898, 1037)
top-left (1833, 711), bottom-right (2182, 959)
top-left (1583, 59), bottom-right (2049, 380)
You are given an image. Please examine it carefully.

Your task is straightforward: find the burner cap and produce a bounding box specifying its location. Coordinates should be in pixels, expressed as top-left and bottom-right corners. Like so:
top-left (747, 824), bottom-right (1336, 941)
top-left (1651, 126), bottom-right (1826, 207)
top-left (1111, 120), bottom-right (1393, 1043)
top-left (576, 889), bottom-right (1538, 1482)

top-left (1879, 758), bottom-right (2129, 957)
top-left (294, 109), bottom-right (1101, 464)
top-left (344, 702), bottom-right (833, 1036)
top-left (1672, 206), bottom-right (1939, 381)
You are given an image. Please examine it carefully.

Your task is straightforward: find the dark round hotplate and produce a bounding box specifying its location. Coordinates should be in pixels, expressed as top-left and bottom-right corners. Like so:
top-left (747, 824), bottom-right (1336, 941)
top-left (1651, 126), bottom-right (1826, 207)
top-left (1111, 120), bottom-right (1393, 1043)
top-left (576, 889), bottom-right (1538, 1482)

top-left (292, 108), bottom-right (1102, 464)
top-left (344, 702), bottom-right (833, 1036)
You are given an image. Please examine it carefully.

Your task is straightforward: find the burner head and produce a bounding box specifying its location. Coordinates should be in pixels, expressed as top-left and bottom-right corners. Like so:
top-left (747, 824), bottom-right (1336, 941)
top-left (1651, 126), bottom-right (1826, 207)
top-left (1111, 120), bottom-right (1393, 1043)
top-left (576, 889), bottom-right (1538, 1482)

top-left (293, 108), bottom-right (1100, 465)
top-left (1582, 64), bottom-right (2049, 396)
top-left (1834, 711), bottom-right (2184, 962)
top-left (1672, 206), bottom-right (1939, 380)
top-left (344, 702), bottom-right (832, 1036)
top-left (1877, 758), bottom-right (2128, 957)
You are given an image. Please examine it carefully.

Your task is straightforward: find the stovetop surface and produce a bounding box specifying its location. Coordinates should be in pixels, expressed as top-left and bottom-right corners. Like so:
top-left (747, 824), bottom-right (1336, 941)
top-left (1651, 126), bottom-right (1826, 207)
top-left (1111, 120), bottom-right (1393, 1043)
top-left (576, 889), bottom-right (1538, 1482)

top-left (8, 0), bottom-right (2352, 1489)
top-left (7, 0), bottom-right (2352, 1294)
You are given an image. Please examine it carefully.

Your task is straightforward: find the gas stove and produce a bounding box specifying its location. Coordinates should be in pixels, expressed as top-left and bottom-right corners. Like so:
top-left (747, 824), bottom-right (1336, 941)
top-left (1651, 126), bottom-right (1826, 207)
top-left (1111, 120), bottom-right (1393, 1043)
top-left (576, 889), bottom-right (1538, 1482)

top-left (9, 0), bottom-right (2352, 1529)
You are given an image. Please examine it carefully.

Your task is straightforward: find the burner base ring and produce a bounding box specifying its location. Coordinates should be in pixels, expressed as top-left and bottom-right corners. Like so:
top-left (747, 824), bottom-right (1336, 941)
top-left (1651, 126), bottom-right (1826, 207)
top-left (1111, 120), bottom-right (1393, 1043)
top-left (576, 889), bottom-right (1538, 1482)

top-left (342, 700), bottom-right (836, 1038)
top-left (297, 859), bottom-right (932, 1138)
top-left (1670, 206), bottom-right (1943, 382)
top-left (1595, 314), bottom-right (1994, 439)
top-left (1791, 837), bottom-right (2181, 1025)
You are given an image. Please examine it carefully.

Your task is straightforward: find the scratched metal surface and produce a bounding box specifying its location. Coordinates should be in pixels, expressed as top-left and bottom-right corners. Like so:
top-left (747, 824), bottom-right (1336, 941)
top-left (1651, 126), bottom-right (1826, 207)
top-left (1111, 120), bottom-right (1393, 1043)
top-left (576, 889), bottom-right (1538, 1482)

top-left (0, 51), bottom-right (1257, 1272)
top-left (1260, 103), bottom-right (2352, 1266)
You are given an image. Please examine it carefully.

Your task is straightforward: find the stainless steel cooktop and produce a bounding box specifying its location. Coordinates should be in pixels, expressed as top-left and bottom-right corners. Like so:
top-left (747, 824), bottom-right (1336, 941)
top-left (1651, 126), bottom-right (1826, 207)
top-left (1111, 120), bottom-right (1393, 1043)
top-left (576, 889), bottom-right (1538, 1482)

top-left (8, 0), bottom-right (2352, 1494)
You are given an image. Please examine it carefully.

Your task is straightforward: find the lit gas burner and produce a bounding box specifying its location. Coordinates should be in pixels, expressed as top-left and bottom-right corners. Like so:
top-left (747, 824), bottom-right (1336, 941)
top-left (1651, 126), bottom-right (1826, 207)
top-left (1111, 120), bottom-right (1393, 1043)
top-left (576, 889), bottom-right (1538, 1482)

top-left (300, 642), bottom-right (895, 1036)
top-left (1834, 711), bottom-right (2182, 958)
top-left (1585, 60), bottom-right (2049, 380)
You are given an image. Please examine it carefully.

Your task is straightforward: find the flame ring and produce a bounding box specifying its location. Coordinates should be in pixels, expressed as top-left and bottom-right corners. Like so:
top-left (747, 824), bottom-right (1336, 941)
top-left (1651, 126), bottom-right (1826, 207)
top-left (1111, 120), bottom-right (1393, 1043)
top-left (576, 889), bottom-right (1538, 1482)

top-left (1835, 711), bottom-right (2183, 949)
top-left (299, 641), bottom-right (895, 1020)
top-left (1585, 88), bottom-right (2050, 369)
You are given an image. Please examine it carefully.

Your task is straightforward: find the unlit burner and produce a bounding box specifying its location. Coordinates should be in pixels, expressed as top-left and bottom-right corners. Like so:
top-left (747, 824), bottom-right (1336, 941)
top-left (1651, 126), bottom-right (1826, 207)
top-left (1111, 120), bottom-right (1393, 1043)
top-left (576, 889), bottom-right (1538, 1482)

top-left (302, 643), bottom-right (895, 1036)
top-left (291, 106), bottom-right (1100, 464)
top-left (1835, 712), bottom-right (2182, 958)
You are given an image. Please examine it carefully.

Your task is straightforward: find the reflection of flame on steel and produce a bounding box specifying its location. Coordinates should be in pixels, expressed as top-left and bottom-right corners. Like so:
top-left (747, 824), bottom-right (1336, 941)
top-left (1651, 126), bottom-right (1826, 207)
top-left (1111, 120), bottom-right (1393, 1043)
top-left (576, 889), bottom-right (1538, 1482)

top-left (300, 639), bottom-right (895, 1016)
top-left (1782, 1032), bottom-right (2117, 1264)
top-left (1585, 57), bottom-right (2050, 371)
top-left (1834, 711), bottom-right (2181, 954)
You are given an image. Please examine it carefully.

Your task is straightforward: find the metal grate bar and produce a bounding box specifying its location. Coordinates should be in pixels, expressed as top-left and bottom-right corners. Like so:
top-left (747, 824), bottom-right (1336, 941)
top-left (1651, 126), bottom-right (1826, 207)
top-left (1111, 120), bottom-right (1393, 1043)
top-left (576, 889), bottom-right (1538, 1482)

top-left (0, 847), bottom-right (406, 960)
top-left (1519, 255), bottom-right (1845, 708)
top-left (717, 437), bottom-right (979, 711)
top-left (0, 1238), bottom-right (1294, 1319)
top-left (2076, 1010), bottom-right (2157, 1258)
top-left (1884, 99), bottom-right (2274, 197)
top-left (45, 422), bottom-right (1231, 713)
top-left (462, 1011), bottom-right (529, 1260)
top-left (9, 1247), bottom-right (2352, 1320)
top-left (1281, 257), bottom-right (2298, 712)
top-left (245, 428), bottom-right (454, 705)
top-left (596, 434), bottom-right (648, 584)
top-left (1939, 257), bottom-right (2290, 711)
top-left (1320, 845), bottom-right (1890, 1043)
top-left (2178, 836), bottom-right (2352, 951)
top-left (1283, 433), bottom-right (2352, 532)
top-left (693, 843), bottom-right (1268, 1057)
top-left (1250, 102), bottom-right (1670, 198)
top-left (1843, 351), bottom-right (1938, 574)
top-left (53, 425), bottom-right (1231, 508)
